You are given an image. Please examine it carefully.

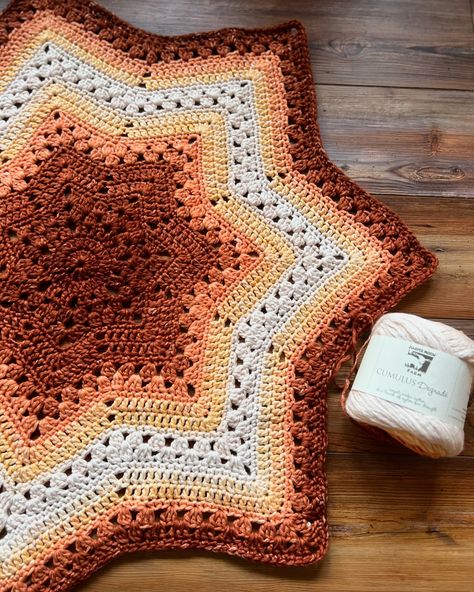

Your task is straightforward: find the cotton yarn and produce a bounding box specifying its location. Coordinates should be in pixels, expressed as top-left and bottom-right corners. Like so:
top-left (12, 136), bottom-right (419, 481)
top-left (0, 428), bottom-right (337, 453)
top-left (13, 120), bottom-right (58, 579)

top-left (343, 313), bottom-right (474, 458)
top-left (0, 1), bottom-right (444, 586)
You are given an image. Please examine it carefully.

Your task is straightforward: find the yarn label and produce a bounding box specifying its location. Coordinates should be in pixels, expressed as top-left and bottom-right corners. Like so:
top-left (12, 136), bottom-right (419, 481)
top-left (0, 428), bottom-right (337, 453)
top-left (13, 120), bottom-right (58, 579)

top-left (352, 335), bottom-right (473, 427)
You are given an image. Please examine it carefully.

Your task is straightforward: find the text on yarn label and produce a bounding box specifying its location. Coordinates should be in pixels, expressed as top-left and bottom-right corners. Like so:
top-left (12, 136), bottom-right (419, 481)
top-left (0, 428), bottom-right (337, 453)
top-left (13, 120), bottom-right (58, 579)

top-left (352, 335), bottom-right (473, 427)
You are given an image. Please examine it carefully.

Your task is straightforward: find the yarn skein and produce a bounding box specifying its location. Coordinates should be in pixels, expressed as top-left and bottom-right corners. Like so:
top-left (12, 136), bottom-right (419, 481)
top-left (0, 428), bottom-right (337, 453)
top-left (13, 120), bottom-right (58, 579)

top-left (343, 313), bottom-right (474, 458)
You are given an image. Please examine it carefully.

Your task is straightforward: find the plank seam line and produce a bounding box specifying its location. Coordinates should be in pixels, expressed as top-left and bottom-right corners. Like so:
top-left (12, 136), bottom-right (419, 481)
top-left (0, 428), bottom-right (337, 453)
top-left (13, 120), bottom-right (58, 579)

top-left (316, 83), bottom-right (474, 93)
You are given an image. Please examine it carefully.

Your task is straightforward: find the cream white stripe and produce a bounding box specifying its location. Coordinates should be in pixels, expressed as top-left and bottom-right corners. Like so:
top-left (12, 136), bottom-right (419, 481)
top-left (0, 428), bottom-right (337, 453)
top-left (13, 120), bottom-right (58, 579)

top-left (0, 43), bottom-right (354, 566)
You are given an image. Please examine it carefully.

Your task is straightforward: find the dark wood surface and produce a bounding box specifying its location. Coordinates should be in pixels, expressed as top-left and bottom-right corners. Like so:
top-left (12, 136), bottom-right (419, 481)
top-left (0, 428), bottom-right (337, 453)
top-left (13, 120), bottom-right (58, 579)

top-left (0, 0), bottom-right (473, 590)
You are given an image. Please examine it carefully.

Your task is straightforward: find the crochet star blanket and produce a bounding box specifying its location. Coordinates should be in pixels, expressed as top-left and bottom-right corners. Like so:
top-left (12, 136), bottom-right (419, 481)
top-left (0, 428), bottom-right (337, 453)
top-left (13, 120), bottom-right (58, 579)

top-left (0, 0), bottom-right (437, 589)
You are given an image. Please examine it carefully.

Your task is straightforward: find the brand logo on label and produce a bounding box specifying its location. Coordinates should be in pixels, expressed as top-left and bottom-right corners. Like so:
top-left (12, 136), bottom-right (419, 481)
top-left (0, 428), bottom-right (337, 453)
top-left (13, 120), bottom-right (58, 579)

top-left (405, 346), bottom-right (435, 376)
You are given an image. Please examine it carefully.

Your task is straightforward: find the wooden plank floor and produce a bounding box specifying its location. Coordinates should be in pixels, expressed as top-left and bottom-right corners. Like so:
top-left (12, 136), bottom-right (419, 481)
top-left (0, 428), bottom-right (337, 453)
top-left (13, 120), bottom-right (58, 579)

top-left (1, 0), bottom-right (472, 590)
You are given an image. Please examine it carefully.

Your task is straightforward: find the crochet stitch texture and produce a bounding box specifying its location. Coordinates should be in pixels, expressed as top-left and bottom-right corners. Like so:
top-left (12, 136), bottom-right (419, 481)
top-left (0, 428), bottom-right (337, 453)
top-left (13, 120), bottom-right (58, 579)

top-left (0, 0), bottom-right (437, 589)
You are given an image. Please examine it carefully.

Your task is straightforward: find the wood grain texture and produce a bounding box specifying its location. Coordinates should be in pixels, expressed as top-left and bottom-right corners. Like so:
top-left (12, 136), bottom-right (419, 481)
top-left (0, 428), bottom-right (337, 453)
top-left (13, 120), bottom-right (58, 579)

top-left (88, 1), bottom-right (474, 199)
top-left (85, 0), bottom-right (474, 91)
top-left (317, 87), bottom-right (474, 198)
top-left (382, 197), bottom-right (474, 318)
top-left (78, 454), bottom-right (474, 592)
top-left (0, 0), bottom-right (472, 590)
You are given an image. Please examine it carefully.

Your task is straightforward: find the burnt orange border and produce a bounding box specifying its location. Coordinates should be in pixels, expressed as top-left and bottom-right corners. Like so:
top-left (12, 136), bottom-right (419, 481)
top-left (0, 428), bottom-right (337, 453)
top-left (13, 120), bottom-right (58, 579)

top-left (0, 1), bottom-right (437, 589)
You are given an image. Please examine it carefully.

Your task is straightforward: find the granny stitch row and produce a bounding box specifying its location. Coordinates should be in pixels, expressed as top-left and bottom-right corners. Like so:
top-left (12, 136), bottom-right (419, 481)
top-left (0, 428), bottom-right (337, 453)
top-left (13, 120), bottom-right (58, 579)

top-left (0, 0), bottom-right (437, 590)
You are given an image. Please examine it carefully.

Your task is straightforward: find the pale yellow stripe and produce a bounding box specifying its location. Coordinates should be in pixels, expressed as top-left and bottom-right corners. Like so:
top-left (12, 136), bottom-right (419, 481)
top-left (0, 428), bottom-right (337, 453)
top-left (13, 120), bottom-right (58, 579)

top-left (0, 98), bottom-right (293, 480)
top-left (0, 17), bottom-right (395, 575)
top-left (0, 58), bottom-right (385, 488)
top-left (4, 226), bottom-right (379, 577)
